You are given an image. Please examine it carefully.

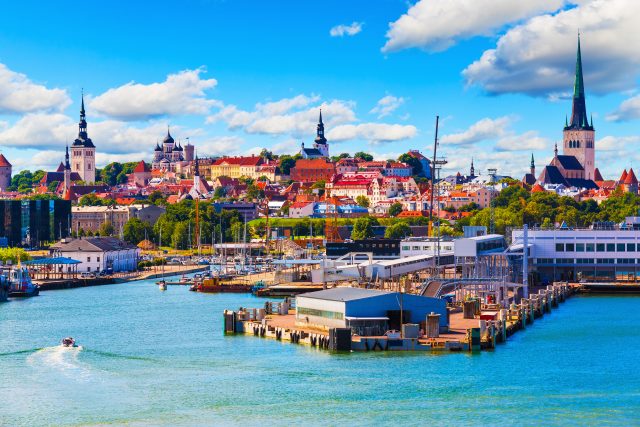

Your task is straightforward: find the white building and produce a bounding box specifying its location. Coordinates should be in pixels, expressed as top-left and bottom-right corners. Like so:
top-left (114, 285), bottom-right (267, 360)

top-left (400, 237), bottom-right (455, 257)
top-left (511, 218), bottom-right (640, 283)
top-left (50, 237), bottom-right (140, 273)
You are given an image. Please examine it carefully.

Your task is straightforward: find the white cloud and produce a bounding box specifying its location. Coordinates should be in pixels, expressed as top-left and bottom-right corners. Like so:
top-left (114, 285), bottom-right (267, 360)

top-left (382, 0), bottom-right (566, 53)
top-left (464, 0), bottom-right (640, 96)
top-left (607, 94), bottom-right (640, 121)
top-left (369, 95), bottom-right (405, 118)
top-left (330, 22), bottom-right (363, 37)
top-left (327, 123), bottom-right (417, 145)
top-left (0, 63), bottom-right (70, 114)
top-left (597, 135), bottom-right (640, 151)
top-left (208, 95), bottom-right (356, 137)
top-left (90, 68), bottom-right (218, 120)
top-left (441, 116), bottom-right (510, 145)
top-left (495, 131), bottom-right (549, 151)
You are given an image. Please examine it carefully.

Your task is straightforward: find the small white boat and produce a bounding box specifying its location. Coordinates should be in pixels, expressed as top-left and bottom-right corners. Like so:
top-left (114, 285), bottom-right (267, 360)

top-left (158, 280), bottom-right (167, 291)
top-left (61, 337), bottom-right (77, 347)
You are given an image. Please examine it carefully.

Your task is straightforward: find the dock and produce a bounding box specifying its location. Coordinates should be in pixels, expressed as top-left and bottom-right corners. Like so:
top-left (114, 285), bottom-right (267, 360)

top-left (223, 283), bottom-right (577, 352)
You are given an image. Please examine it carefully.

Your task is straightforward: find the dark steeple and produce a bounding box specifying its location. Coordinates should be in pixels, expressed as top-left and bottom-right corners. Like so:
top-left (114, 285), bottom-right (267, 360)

top-left (470, 157), bottom-right (475, 176)
top-left (530, 153), bottom-right (535, 176)
top-left (72, 90), bottom-right (95, 147)
top-left (65, 145), bottom-right (70, 170)
top-left (566, 34), bottom-right (593, 131)
top-left (314, 109), bottom-right (327, 145)
top-left (194, 152), bottom-right (200, 177)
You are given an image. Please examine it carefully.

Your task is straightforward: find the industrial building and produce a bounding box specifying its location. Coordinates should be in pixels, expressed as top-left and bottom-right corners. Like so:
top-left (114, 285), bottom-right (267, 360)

top-left (295, 287), bottom-right (448, 335)
top-left (512, 218), bottom-right (640, 283)
top-left (400, 237), bottom-right (455, 257)
top-left (326, 238), bottom-right (400, 260)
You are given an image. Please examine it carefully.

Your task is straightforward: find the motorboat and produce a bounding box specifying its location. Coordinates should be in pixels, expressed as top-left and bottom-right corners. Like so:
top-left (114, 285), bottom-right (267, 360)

top-left (8, 266), bottom-right (39, 298)
top-left (61, 337), bottom-right (77, 347)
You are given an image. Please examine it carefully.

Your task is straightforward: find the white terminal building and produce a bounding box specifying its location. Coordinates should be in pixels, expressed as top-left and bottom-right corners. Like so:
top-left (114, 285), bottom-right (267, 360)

top-left (511, 218), bottom-right (640, 284)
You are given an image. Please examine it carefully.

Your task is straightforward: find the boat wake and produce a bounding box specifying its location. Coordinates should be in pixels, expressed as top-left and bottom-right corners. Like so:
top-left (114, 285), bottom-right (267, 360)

top-left (26, 345), bottom-right (92, 380)
top-left (0, 348), bottom-right (43, 357)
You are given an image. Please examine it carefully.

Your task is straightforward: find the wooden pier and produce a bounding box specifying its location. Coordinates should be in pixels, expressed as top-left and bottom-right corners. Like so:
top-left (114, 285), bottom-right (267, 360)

top-left (223, 283), bottom-right (577, 352)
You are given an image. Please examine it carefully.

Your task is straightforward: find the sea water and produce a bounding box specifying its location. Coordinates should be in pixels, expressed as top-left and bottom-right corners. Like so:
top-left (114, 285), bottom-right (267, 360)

top-left (1, 279), bottom-right (639, 426)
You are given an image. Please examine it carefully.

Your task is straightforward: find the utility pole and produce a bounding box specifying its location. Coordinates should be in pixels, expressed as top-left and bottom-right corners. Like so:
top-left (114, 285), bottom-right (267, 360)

top-left (429, 115), bottom-right (439, 224)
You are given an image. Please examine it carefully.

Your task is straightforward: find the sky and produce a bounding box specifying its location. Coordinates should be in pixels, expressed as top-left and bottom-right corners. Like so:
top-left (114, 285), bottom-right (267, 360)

top-left (0, 0), bottom-right (639, 179)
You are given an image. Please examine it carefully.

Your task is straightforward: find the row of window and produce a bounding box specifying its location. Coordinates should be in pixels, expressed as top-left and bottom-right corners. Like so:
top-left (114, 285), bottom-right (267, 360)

top-left (556, 243), bottom-right (640, 253)
top-left (536, 258), bottom-right (639, 265)
top-left (297, 307), bottom-right (344, 320)
top-left (402, 245), bottom-right (454, 251)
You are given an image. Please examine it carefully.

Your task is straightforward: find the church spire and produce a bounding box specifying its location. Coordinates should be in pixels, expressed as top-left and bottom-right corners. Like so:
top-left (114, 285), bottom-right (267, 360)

top-left (470, 157), bottom-right (475, 176)
top-left (65, 145), bottom-right (70, 170)
top-left (530, 153), bottom-right (535, 176)
top-left (568, 33), bottom-right (590, 130)
top-left (314, 109), bottom-right (327, 145)
top-left (194, 152), bottom-right (200, 177)
top-left (79, 90), bottom-right (87, 139)
top-left (554, 142), bottom-right (558, 157)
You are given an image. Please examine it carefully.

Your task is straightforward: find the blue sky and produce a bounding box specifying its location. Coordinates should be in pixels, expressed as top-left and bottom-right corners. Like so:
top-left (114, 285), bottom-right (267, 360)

top-left (0, 0), bottom-right (639, 179)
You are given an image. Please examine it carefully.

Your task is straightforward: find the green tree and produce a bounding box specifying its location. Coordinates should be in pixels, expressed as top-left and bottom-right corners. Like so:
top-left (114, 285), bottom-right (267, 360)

top-left (99, 220), bottom-right (115, 237)
top-left (47, 180), bottom-right (60, 193)
top-left (148, 190), bottom-right (167, 205)
top-left (388, 202), bottom-right (403, 217)
top-left (101, 162), bottom-right (123, 186)
top-left (397, 153), bottom-right (423, 176)
top-left (78, 194), bottom-right (104, 206)
top-left (123, 218), bottom-right (154, 245)
top-left (355, 195), bottom-right (370, 208)
top-left (213, 186), bottom-right (227, 199)
top-left (171, 221), bottom-right (190, 249)
top-left (259, 148), bottom-right (274, 160)
top-left (384, 222), bottom-right (411, 239)
top-left (0, 247), bottom-right (32, 263)
top-left (278, 155), bottom-right (297, 175)
top-left (351, 216), bottom-right (378, 240)
top-left (354, 152), bottom-right (373, 162)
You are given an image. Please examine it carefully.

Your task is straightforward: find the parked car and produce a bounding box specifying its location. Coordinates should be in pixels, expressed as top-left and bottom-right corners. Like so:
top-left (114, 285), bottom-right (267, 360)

top-left (79, 272), bottom-right (96, 279)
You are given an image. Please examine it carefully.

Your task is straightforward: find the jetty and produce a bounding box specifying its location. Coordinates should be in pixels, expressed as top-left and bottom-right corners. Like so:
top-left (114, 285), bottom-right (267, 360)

top-left (223, 283), bottom-right (576, 352)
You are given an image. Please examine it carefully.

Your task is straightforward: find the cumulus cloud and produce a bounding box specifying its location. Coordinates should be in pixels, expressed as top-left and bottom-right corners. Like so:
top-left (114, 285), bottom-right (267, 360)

top-left (327, 123), bottom-right (417, 145)
top-left (607, 94), bottom-right (640, 121)
top-left (495, 131), bottom-right (549, 151)
top-left (0, 113), bottom-right (204, 156)
top-left (208, 95), bottom-right (355, 137)
top-left (0, 63), bottom-right (70, 114)
top-left (329, 22), bottom-right (363, 37)
top-left (597, 135), bottom-right (640, 151)
top-left (382, 0), bottom-right (566, 52)
top-left (90, 68), bottom-right (218, 120)
top-left (463, 0), bottom-right (640, 96)
top-left (441, 116), bottom-right (510, 145)
top-left (369, 95), bottom-right (405, 118)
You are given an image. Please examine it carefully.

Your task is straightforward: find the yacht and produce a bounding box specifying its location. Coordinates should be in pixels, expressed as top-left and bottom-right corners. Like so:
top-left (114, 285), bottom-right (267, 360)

top-left (8, 266), bottom-right (39, 298)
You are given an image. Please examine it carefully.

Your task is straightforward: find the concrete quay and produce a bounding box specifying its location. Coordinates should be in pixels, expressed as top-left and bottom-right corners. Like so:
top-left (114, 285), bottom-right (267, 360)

top-left (223, 283), bottom-right (577, 353)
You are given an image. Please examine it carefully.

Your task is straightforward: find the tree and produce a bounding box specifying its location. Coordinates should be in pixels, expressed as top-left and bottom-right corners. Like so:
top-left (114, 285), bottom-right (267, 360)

top-left (355, 195), bottom-right (370, 208)
top-left (99, 220), bottom-right (115, 237)
top-left (259, 148), bottom-right (274, 160)
top-left (123, 218), bottom-right (154, 245)
top-left (47, 180), bottom-right (60, 193)
top-left (278, 155), bottom-right (297, 175)
top-left (384, 222), bottom-right (411, 239)
top-left (331, 153), bottom-right (350, 162)
top-left (388, 202), bottom-right (403, 217)
top-left (171, 221), bottom-right (190, 249)
top-left (213, 186), bottom-right (227, 199)
top-left (78, 194), bottom-right (104, 206)
top-left (148, 190), bottom-right (167, 205)
top-left (354, 152), bottom-right (373, 162)
top-left (101, 162), bottom-right (123, 186)
top-left (351, 216), bottom-right (378, 240)
top-left (398, 153), bottom-right (423, 176)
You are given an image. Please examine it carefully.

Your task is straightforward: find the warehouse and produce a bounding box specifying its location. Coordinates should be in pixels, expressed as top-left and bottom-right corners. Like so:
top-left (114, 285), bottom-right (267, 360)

top-left (295, 287), bottom-right (447, 335)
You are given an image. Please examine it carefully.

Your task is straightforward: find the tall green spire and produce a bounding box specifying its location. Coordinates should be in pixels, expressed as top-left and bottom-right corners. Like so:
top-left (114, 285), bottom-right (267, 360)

top-left (568, 33), bottom-right (589, 129)
top-left (573, 34), bottom-right (584, 99)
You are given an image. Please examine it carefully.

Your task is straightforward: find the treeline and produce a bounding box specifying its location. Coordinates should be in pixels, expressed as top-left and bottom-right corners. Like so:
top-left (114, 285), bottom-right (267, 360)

top-left (456, 184), bottom-right (640, 234)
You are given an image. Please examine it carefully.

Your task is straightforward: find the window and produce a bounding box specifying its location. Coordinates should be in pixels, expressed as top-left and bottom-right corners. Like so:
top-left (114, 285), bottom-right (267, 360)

top-left (628, 244), bottom-right (635, 252)
top-left (586, 243), bottom-right (594, 252)
top-left (565, 243), bottom-right (575, 252)
top-left (607, 243), bottom-right (615, 252)
top-left (556, 258), bottom-right (573, 264)
top-left (596, 243), bottom-right (605, 252)
top-left (87, 256), bottom-right (91, 262)
top-left (556, 243), bottom-right (564, 252)
top-left (617, 243), bottom-right (625, 252)
top-left (97, 257), bottom-right (100, 262)
top-left (576, 243), bottom-right (585, 252)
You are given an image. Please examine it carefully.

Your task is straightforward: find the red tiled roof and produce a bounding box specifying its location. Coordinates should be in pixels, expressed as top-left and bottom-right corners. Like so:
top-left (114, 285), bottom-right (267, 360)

top-left (0, 154), bottom-right (11, 168)
top-left (624, 168), bottom-right (638, 185)
top-left (531, 183), bottom-right (545, 193)
top-left (619, 169), bottom-right (628, 182)
top-left (213, 156), bottom-right (263, 166)
top-left (134, 161), bottom-right (150, 173)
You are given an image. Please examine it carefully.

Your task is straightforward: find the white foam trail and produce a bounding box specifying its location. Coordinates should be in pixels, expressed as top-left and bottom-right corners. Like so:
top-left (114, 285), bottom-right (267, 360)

top-left (27, 345), bottom-right (92, 381)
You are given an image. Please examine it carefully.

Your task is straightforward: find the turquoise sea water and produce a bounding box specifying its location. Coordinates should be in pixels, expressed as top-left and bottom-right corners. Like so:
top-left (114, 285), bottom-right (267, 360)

top-left (1, 279), bottom-right (639, 426)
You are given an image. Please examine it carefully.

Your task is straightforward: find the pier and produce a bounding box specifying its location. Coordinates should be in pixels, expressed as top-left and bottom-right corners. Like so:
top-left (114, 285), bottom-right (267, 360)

top-left (223, 282), bottom-right (576, 352)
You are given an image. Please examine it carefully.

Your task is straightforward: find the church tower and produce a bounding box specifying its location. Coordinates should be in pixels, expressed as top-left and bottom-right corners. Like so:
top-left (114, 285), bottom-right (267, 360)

top-left (313, 110), bottom-right (330, 157)
top-left (563, 35), bottom-right (595, 180)
top-left (63, 145), bottom-right (72, 200)
top-left (71, 92), bottom-right (96, 183)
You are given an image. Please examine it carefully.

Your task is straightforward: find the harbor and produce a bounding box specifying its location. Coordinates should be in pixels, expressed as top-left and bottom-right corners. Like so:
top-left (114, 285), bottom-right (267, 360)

top-left (1, 278), bottom-right (638, 426)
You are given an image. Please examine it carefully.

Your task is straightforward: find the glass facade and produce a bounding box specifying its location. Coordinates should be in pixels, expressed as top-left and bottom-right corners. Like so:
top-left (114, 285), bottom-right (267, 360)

top-left (298, 306), bottom-right (344, 320)
top-left (0, 200), bottom-right (71, 247)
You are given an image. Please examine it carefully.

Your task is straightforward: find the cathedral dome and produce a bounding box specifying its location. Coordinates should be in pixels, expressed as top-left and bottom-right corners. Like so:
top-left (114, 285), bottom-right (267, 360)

top-left (163, 129), bottom-right (174, 144)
